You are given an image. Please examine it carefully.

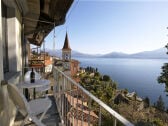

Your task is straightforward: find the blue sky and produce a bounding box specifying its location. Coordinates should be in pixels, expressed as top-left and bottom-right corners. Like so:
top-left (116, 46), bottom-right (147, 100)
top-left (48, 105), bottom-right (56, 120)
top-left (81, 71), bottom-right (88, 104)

top-left (45, 0), bottom-right (168, 54)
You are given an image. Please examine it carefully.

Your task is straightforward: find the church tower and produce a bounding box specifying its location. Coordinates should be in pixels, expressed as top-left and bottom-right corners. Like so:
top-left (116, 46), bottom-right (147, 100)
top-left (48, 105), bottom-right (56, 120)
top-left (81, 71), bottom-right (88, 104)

top-left (62, 33), bottom-right (71, 71)
top-left (62, 32), bottom-right (71, 61)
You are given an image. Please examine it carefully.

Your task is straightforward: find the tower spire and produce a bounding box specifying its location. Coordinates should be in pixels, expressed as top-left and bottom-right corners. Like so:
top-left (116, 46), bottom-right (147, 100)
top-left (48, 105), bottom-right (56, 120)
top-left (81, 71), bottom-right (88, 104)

top-left (62, 32), bottom-right (71, 50)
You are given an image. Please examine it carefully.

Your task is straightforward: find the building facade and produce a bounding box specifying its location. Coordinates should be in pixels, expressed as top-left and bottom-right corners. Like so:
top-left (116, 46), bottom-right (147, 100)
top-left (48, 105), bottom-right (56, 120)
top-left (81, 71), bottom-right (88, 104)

top-left (0, 0), bottom-right (73, 125)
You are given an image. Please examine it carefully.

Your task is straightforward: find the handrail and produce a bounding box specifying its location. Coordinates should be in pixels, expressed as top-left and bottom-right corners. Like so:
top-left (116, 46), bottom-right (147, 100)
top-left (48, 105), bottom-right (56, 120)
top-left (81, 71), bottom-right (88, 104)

top-left (53, 66), bottom-right (134, 126)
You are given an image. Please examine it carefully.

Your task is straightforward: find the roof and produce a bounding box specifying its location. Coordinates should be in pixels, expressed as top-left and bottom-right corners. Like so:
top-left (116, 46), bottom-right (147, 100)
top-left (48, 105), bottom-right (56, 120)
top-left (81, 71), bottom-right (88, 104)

top-left (71, 59), bottom-right (80, 63)
top-left (23, 0), bottom-right (73, 46)
top-left (126, 92), bottom-right (136, 98)
top-left (62, 33), bottom-right (71, 50)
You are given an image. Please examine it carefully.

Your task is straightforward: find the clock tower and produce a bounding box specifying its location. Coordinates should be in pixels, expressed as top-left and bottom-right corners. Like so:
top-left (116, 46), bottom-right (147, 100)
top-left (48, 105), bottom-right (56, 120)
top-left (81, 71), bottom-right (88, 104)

top-left (62, 32), bottom-right (71, 70)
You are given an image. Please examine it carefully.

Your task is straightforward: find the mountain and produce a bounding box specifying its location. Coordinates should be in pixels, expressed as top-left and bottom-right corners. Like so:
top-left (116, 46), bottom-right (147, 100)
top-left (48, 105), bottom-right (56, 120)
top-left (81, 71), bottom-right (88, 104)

top-left (100, 48), bottom-right (167, 59)
top-left (46, 48), bottom-right (168, 59)
top-left (100, 52), bottom-right (129, 58)
top-left (71, 51), bottom-right (98, 58)
top-left (129, 48), bottom-right (167, 59)
top-left (45, 49), bottom-right (61, 57)
top-left (45, 48), bottom-right (98, 58)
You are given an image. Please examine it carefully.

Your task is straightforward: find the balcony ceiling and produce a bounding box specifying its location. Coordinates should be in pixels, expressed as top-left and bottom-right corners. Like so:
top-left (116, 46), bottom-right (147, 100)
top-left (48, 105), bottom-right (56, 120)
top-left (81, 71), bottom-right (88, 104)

top-left (24, 0), bottom-right (73, 46)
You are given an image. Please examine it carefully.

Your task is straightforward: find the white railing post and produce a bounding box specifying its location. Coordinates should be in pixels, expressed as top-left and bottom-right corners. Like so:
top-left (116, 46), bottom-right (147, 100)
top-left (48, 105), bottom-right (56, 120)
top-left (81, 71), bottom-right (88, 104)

top-left (88, 98), bottom-right (91, 126)
top-left (113, 118), bottom-right (117, 126)
top-left (72, 84), bottom-right (75, 126)
top-left (65, 78), bottom-right (68, 125)
top-left (67, 79), bottom-right (72, 126)
top-left (98, 106), bottom-right (102, 126)
top-left (81, 91), bottom-right (84, 126)
top-left (61, 75), bottom-right (64, 124)
top-left (76, 87), bottom-right (79, 126)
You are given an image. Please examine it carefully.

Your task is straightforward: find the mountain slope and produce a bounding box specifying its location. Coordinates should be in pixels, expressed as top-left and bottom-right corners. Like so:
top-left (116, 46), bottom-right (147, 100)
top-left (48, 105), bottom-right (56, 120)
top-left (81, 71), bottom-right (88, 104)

top-left (100, 52), bottom-right (129, 58)
top-left (46, 48), bottom-right (168, 59)
top-left (45, 49), bottom-right (98, 58)
top-left (100, 48), bottom-right (167, 59)
top-left (129, 48), bottom-right (167, 59)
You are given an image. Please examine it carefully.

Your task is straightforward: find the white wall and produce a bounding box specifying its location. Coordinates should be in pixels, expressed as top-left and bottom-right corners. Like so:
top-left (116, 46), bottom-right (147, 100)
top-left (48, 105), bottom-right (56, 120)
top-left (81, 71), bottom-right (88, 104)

top-left (0, 2), bottom-right (23, 126)
top-left (45, 64), bottom-right (53, 73)
top-left (7, 7), bottom-right (22, 72)
top-left (0, 0), bottom-right (5, 125)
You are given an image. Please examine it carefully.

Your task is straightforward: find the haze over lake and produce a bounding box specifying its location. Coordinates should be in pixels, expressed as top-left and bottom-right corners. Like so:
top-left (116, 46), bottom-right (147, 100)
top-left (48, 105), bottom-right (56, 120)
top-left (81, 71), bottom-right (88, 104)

top-left (76, 57), bottom-right (168, 107)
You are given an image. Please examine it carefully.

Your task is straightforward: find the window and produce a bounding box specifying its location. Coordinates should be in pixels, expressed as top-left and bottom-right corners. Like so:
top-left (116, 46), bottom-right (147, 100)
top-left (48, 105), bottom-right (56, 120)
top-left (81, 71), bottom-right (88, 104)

top-left (65, 54), bottom-right (69, 60)
top-left (2, 2), bottom-right (9, 73)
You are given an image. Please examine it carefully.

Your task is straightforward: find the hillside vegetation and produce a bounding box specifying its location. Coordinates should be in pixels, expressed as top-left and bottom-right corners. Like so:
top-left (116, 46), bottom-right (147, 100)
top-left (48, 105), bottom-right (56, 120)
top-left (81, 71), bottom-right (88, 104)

top-left (74, 66), bottom-right (168, 126)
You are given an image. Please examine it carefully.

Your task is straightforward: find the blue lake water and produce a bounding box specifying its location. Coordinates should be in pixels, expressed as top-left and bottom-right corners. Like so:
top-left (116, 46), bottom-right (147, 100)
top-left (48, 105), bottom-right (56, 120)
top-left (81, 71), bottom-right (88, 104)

top-left (75, 57), bottom-right (168, 107)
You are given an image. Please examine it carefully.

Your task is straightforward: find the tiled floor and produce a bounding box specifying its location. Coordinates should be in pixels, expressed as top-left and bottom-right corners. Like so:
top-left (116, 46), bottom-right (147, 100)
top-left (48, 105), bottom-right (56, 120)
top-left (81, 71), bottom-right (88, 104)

top-left (42, 96), bottom-right (61, 126)
top-left (14, 96), bottom-right (61, 126)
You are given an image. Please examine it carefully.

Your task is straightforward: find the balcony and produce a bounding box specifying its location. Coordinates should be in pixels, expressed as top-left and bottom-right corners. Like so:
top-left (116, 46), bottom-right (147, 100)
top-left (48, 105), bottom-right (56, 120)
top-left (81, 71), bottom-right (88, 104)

top-left (52, 66), bottom-right (134, 126)
top-left (12, 66), bottom-right (133, 126)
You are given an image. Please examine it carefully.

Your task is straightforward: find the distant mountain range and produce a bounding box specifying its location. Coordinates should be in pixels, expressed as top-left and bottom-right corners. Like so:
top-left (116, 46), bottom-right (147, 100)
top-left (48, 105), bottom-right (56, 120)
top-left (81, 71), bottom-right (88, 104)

top-left (45, 49), bottom-right (97, 58)
top-left (100, 48), bottom-right (168, 59)
top-left (46, 48), bottom-right (168, 59)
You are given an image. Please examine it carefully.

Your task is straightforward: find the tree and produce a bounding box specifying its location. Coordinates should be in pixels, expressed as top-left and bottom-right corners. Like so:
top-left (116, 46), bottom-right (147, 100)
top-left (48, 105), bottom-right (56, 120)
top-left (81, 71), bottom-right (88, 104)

top-left (158, 44), bottom-right (168, 93)
top-left (95, 72), bottom-right (100, 77)
top-left (123, 88), bottom-right (128, 96)
top-left (95, 68), bottom-right (98, 72)
top-left (144, 97), bottom-right (150, 108)
top-left (158, 63), bottom-right (168, 92)
top-left (112, 82), bottom-right (117, 90)
top-left (103, 75), bottom-right (110, 81)
top-left (155, 95), bottom-right (165, 111)
top-left (166, 107), bottom-right (168, 113)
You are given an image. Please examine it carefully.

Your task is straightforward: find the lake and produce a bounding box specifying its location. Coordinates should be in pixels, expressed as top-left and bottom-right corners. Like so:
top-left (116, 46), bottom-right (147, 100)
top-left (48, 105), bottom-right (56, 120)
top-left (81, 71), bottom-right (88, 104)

top-left (75, 57), bottom-right (168, 107)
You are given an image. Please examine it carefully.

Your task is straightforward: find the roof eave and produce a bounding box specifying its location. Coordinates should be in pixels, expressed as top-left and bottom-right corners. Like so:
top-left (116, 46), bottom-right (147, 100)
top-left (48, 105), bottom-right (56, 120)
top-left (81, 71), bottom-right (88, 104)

top-left (24, 0), bottom-right (74, 46)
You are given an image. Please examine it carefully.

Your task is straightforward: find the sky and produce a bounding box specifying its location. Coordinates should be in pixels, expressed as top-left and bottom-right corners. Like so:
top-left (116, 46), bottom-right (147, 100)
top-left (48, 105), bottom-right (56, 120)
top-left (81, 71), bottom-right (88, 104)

top-left (45, 0), bottom-right (168, 54)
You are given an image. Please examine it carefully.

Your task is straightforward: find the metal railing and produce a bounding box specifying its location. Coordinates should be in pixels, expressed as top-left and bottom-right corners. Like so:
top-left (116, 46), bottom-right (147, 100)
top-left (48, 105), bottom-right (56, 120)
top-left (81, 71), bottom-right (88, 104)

top-left (53, 66), bottom-right (134, 126)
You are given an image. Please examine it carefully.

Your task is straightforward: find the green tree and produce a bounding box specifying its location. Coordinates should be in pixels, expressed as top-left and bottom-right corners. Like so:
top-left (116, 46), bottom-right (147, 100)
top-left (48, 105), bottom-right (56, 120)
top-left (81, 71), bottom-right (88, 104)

top-left (152, 118), bottom-right (164, 126)
top-left (158, 63), bottom-right (168, 92)
top-left (166, 108), bottom-right (168, 113)
top-left (158, 44), bottom-right (168, 93)
top-left (94, 72), bottom-right (100, 77)
top-left (144, 96), bottom-right (150, 108)
top-left (96, 68), bottom-right (98, 72)
top-left (103, 75), bottom-right (110, 81)
top-left (112, 82), bottom-right (117, 89)
top-left (123, 89), bottom-right (128, 96)
top-left (155, 95), bottom-right (165, 111)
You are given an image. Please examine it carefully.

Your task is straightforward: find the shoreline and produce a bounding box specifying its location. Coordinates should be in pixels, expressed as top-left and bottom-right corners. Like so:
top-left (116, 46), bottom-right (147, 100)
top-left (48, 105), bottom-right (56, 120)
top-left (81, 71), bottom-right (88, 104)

top-left (77, 59), bottom-right (168, 108)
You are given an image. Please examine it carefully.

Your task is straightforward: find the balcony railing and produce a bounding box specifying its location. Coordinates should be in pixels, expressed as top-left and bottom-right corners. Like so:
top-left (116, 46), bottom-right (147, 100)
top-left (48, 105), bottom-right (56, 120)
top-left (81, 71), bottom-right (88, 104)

top-left (53, 66), bottom-right (134, 126)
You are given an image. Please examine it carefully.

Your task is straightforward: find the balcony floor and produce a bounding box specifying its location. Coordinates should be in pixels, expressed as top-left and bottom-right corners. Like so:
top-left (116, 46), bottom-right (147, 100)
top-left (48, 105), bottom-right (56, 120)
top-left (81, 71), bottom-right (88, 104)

top-left (14, 95), bottom-right (61, 126)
